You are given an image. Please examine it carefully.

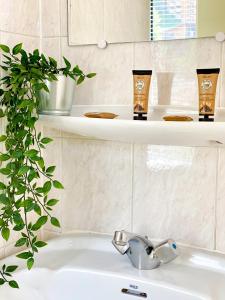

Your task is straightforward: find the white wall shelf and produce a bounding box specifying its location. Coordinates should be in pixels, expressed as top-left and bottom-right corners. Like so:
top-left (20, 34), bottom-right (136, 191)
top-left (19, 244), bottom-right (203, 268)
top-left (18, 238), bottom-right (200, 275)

top-left (39, 106), bottom-right (225, 147)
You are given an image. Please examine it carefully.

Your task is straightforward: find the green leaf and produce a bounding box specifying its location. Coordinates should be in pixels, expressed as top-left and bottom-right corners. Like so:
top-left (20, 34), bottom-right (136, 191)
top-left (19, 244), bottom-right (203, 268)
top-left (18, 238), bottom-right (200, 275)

top-left (0, 109), bottom-right (5, 118)
top-left (33, 49), bottom-right (39, 57)
top-left (63, 56), bottom-right (71, 69)
top-left (33, 82), bottom-right (49, 92)
top-left (0, 182), bottom-right (6, 190)
top-left (32, 216), bottom-right (48, 231)
top-left (0, 194), bottom-right (10, 205)
top-left (34, 204), bottom-right (42, 216)
top-left (43, 181), bottom-right (52, 194)
top-left (72, 65), bottom-right (82, 75)
top-left (47, 199), bottom-right (59, 206)
top-left (41, 137), bottom-right (53, 144)
top-left (0, 154), bottom-right (10, 161)
top-left (13, 224), bottom-right (25, 231)
top-left (46, 166), bottom-right (55, 174)
top-left (53, 180), bottom-right (64, 189)
top-left (6, 266), bottom-right (18, 273)
top-left (27, 257), bottom-right (34, 270)
top-left (0, 168), bottom-right (11, 175)
top-left (13, 212), bottom-right (24, 225)
top-left (35, 187), bottom-right (44, 194)
top-left (16, 251), bottom-right (33, 260)
top-left (77, 75), bottom-right (85, 85)
top-left (12, 43), bottom-right (23, 55)
top-left (35, 241), bottom-right (47, 248)
top-left (40, 54), bottom-right (48, 66)
top-left (37, 157), bottom-right (45, 170)
top-left (49, 57), bottom-right (57, 68)
top-left (18, 99), bottom-right (31, 109)
top-left (86, 73), bottom-right (96, 78)
top-left (15, 238), bottom-right (27, 247)
top-left (9, 281), bottom-right (19, 289)
top-left (0, 278), bottom-right (5, 285)
top-left (25, 149), bottom-right (38, 158)
top-left (0, 44), bottom-right (10, 53)
top-left (2, 227), bottom-right (10, 241)
top-left (0, 135), bottom-right (6, 142)
top-left (51, 217), bottom-right (61, 228)
top-left (18, 166), bottom-right (30, 176)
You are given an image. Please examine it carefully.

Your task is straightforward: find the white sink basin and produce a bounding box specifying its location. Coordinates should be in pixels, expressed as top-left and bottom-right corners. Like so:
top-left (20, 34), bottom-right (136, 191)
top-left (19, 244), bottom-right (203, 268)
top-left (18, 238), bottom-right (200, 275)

top-left (1, 233), bottom-right (225, 299)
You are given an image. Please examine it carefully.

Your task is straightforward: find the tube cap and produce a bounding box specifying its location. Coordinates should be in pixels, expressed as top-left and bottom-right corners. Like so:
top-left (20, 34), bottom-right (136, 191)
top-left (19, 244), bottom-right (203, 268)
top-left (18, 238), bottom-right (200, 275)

top-left (199, 115), bottom-right (214, 122)
top-left (133, 113), bottom-right (147, 121)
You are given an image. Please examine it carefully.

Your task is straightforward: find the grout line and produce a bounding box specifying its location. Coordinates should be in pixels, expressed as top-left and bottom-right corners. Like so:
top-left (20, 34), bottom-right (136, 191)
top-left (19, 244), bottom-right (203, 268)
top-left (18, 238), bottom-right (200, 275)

top-left (41, 35), bottom-right (66, 39)
top-left (130, 144), bottom-right (135, 232)
top-left (133, 42), bottom-right (135, 70)
top-left (0, 29), bottom-right (40, 38)
top-left (39, 0), bottom-right (43, 52)
top-left (103, 0), bottom-right (105, 41)
top-left (218, 41), bottom-right (224, 107)
top-left (214, 147), bottom-right (220, 250)
top-left (59, 0), bottom-right (63, 67)
top-left (220, 42), bottom-right (224, 107)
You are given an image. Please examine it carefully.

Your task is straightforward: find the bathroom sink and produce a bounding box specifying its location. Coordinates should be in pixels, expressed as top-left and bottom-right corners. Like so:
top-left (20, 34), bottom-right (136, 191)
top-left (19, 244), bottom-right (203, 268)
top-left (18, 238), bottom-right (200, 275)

top-left (1, 233), bottom-right (225, 299)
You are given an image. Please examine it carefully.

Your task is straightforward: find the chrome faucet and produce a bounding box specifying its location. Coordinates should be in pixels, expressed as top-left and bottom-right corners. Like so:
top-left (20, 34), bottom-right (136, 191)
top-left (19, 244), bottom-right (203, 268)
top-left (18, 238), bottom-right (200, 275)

top-left (112, 230), bottom-right (178, 270)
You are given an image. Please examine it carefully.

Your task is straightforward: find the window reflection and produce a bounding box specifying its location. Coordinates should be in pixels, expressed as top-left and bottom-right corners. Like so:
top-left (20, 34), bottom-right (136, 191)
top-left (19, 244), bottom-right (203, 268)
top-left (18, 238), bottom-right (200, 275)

top-left (150, 0), bottom-right (197, 40)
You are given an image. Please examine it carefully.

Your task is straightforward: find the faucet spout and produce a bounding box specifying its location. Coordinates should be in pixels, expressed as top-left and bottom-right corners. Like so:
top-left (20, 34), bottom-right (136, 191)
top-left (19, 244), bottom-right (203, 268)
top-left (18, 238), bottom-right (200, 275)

top-left (112, 230), bottom-right (178, 270)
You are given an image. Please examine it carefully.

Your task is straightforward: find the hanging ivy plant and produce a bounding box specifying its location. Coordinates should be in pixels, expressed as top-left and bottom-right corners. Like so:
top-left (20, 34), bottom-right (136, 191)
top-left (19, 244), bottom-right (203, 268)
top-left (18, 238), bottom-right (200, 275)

top-left (0, 43), bottom-right (95, 288)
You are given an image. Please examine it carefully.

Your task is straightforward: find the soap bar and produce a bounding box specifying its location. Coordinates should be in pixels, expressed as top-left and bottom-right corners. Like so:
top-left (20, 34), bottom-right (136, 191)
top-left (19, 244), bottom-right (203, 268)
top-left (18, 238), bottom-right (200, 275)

top-left (163, 115), bottom-right (193, 122)
top-left (84, 112), bottom-right (118, 119)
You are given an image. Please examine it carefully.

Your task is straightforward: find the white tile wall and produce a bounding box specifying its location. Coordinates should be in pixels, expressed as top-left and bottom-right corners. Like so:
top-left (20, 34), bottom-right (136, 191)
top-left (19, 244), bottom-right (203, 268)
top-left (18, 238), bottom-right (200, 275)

top-left (0, 32), bottom-right (40, 52)
top-left (41, 0), bottom-right (61, 37)
top-left (61, 39), bottom-right (134, 105)
top-left (60, 138), bottom-right (132, 233)
top-left (216, 149), bottom-right (225, 252)
top-left (220, 43), bottom-right (225, 107)
top-left (0, 0), bottom-right (40, 36)
top-left (133, 145), bottom-right (217, 249)
top-left (41, 37), bottom-right (61, 65)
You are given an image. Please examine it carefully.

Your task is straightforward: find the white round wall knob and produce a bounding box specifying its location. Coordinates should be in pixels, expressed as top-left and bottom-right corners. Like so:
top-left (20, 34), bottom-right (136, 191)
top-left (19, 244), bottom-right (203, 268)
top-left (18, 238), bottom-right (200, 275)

top-left (97, 40), bottom-right (108, 49)
top-left (215, 32), bottom-right (225, 42)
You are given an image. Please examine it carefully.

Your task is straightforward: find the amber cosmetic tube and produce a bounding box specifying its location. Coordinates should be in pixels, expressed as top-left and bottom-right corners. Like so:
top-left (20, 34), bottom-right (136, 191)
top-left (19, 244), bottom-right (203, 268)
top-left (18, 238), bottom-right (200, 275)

top-left (133, 70), bottom-right (152, 120)
top-left (197, 68), bottom-right (220, 122)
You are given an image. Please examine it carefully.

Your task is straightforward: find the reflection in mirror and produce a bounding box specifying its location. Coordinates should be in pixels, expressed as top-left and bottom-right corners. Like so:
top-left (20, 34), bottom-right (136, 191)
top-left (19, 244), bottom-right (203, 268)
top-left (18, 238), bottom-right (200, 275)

top-left (68, 0), bottom-right (225, 46)
top-left (151, 1), bottom-right (196, 40)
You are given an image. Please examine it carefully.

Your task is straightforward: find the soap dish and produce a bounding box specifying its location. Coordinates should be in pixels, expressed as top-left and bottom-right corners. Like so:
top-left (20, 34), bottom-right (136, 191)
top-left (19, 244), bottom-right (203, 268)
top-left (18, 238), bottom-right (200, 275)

top-left (84, 112), bottom-right (118, 119)
top-left (163, 115), bottom-right (193, 122)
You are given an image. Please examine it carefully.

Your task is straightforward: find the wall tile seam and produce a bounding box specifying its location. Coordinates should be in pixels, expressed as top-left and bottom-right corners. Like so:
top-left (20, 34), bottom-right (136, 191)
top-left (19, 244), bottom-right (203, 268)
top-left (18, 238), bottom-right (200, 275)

top-left (214, 148), bottom-right (220, 251)
top-left (59, 136), bottom-right (133, 145)
top-left (220, 42), bottom-right (225, 107)
top-left (130, 143), bottom-right (134, 232)
top-left (0, 30), bottom-right (40, 38)
top-left (218, 42), bottom-right (223, 107)
top-left (39, 0), bottom-right (43, 52)
top-left (41, 35), bottom-right (67, 39)
top-left (59, 0), bottom-right (63, 67)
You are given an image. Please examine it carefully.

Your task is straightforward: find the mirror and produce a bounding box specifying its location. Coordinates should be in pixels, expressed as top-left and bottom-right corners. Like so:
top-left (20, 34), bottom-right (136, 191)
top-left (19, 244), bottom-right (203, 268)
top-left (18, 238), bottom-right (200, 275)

top-left (68, 0), bottom-right (225, 46)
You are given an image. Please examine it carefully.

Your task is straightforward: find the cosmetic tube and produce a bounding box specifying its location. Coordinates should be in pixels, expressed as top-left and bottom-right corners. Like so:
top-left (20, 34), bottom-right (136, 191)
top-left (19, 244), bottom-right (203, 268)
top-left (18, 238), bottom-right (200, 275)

top-left (197, 68), bottom-right (220, 122)
top-left (133, 70), bottom-right (152, 120)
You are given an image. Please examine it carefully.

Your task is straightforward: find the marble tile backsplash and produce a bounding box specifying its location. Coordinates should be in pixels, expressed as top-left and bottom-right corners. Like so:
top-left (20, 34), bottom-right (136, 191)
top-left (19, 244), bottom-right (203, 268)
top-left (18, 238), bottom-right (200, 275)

top-left (60, 139), bottom-right (132, 233)
top-left (1, 0), bottom-right (225, 262)
top-left (0, 0), bottom-right (40, 36)
top-left (133, 145), bottom-right (217, 249)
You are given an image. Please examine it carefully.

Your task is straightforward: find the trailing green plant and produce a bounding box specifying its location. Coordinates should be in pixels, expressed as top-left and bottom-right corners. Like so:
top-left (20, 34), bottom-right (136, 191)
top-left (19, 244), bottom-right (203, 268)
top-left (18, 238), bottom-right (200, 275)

top-left (0, 43), bottom-right (96, 289)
